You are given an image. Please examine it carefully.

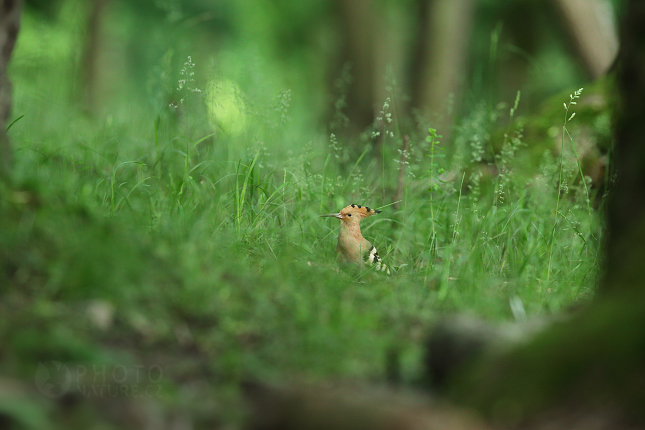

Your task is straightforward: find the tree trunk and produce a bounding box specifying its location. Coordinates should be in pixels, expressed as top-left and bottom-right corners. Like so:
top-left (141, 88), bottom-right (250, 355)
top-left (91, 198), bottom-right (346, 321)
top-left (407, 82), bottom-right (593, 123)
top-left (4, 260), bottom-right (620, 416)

top-left (81, 0), bottom-right (110, 114)
top-left (602, 0), bottom-right (645, 295)
top-left (411, 0), bottom-right (474, 132)
top-left (552, 0), bottom-right (619, 79)
top-left (0, 0), bottom-right (22, 180)
top-left (335, 0), bottom-right (378, 136)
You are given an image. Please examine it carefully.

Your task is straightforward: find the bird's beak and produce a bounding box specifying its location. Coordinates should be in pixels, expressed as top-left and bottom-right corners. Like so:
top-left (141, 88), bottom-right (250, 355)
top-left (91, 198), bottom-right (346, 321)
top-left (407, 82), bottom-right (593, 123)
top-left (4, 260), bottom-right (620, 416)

top-left (319, 212), bottom-right (342, 219)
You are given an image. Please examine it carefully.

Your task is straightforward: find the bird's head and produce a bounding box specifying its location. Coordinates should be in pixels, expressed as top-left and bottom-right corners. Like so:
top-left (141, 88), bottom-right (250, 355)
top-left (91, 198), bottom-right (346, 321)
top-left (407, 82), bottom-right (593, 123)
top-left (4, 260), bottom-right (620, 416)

top-left (319, 204), bottom-right (381, 224)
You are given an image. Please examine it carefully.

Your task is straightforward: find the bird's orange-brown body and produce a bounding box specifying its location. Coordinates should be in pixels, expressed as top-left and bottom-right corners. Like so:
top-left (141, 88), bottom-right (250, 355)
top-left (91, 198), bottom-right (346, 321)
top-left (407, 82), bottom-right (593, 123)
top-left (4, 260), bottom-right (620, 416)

top-left (320, 204), bottom-right (390, 274)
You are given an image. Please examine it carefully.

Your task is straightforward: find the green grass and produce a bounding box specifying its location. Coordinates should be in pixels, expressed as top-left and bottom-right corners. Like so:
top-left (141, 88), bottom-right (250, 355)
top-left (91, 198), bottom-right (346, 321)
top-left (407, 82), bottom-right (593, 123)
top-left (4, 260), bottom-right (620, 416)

top-left (0, 71), bottom-right (604, 427)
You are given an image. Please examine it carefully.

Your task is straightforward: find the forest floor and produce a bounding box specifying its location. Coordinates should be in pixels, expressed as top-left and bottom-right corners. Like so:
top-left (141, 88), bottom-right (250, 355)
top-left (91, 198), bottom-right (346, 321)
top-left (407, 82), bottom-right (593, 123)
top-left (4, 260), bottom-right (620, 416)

top-left (0, 79), bottom-right (608, 429)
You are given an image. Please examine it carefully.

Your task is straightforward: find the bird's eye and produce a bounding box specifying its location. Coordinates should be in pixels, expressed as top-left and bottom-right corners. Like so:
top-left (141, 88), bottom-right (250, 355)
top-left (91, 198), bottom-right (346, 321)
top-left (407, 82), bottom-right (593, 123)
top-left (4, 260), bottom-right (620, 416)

top-left (347, 214), bottom-right (352, 217)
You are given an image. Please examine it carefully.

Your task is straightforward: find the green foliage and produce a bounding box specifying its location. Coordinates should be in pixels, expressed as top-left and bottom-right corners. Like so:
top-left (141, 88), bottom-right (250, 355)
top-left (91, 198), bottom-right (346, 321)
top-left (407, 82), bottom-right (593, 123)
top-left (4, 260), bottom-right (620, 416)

top-left (0, 5), bottom-right (607, 427)
top-left (0, 78), bottom-right (603, 425)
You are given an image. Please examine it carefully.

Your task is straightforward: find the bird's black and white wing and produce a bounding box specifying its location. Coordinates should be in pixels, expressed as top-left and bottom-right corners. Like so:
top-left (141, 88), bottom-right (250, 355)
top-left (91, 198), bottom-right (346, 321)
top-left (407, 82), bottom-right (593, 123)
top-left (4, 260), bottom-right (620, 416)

top-left (365, 245), bottom-right (390, 274)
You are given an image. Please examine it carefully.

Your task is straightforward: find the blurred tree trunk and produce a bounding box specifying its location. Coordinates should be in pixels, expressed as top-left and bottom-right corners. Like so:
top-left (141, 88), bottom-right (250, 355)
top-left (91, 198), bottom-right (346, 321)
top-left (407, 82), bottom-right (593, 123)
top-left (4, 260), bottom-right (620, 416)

top-left (335, 0), bottom-right (378, 136)
top-left (373, 2), bottom-right (411, 124)
top-left (602, 0), bottom-right (645, 295)
top-left (494, 2), bottom-right (539, 108)
top-left (0, 0), bottom-right (22, 180)
top-left (552, 0), bottom-right (619, 79)
top-left (431, 1), bottom-right (645, 427)
top-left (81, 0), bottom-right (110, 114)
top-left (411, 0), bottom-right (474, 133)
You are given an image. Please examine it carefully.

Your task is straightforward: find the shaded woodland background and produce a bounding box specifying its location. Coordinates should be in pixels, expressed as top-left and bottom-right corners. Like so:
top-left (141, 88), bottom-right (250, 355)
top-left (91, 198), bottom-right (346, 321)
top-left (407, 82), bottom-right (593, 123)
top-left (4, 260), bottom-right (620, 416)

top-left (9, 0), bottom-right (621, 135)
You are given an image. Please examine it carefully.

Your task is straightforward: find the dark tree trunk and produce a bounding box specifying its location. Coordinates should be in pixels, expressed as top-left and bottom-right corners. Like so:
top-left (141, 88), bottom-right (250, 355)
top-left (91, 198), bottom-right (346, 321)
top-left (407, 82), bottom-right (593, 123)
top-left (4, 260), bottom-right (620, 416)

top-left (0, 0), bottom-right (22, 180)
top-left (411, 0), bottom-right (474, 122)
top-left (334, 0), bottom-right (378, 136)
top-left (81, 0), bottom-right (110, 114)
top-left (602, 0), bottom-right (645, 295)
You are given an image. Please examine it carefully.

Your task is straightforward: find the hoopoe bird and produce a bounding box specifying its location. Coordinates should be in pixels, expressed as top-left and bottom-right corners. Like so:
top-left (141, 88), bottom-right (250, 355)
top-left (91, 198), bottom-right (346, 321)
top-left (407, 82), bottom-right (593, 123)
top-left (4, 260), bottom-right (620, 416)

top-left (320, 204), bottom-right (390, 274)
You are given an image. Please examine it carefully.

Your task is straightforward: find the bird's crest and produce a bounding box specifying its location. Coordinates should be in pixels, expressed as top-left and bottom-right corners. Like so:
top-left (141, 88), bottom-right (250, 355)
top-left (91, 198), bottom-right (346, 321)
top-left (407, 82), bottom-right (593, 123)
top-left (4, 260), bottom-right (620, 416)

top-left (340, 204), bottom-right (381, 219)
top-left (319, 204), bottom-right (382, 222)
